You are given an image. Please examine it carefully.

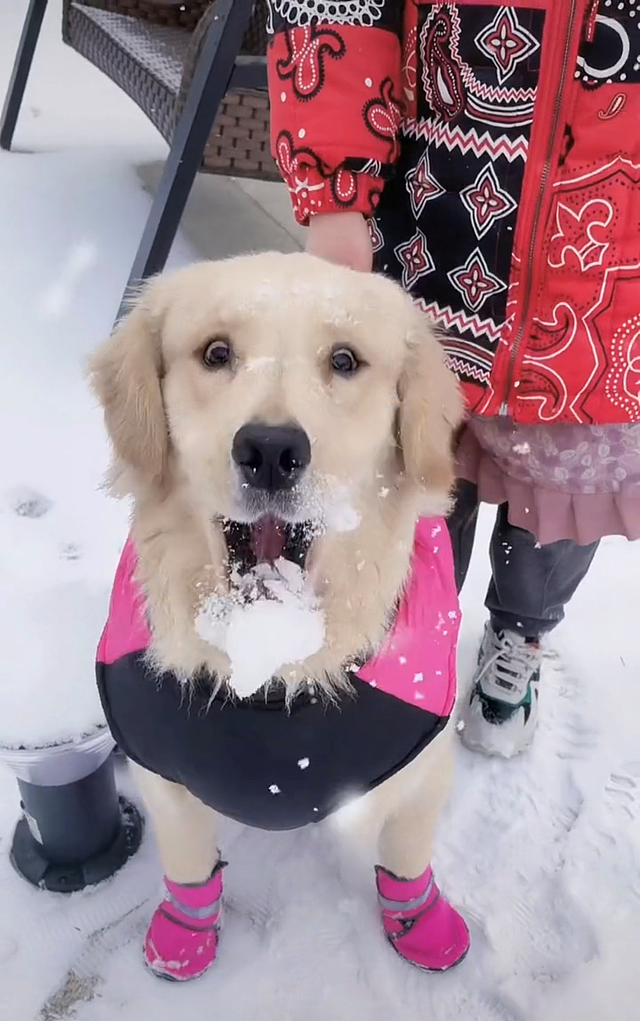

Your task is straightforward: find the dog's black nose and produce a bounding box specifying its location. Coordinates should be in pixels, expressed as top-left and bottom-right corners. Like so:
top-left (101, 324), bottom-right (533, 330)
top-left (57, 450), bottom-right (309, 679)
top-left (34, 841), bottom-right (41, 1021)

top-left (232, 424), bottom-right (311, 492)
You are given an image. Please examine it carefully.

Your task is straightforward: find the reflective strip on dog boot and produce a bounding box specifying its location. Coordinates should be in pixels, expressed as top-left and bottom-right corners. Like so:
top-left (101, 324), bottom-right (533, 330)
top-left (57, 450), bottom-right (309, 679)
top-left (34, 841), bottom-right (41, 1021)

top-left (376, 865), bottom-right (469, 972)
top-left (377, 873), bottom-right (436, 916)
top-left (144, 861), bottom-right (226, 982)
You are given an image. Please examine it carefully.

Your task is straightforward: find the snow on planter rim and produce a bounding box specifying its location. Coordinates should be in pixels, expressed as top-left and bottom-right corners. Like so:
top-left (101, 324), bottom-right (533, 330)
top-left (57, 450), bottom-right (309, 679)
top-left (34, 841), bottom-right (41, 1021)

top-left (0, 579), bottom-right (109, 750)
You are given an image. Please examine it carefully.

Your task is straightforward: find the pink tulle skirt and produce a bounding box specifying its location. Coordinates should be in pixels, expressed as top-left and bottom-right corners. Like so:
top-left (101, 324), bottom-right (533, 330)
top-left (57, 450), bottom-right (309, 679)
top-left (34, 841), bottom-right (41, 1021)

top-left (456, 417), bottom-right (640, 546)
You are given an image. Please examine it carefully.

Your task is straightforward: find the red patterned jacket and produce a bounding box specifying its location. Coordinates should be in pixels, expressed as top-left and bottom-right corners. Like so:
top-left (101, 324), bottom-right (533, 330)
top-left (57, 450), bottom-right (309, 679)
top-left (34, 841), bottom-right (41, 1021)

top-left (267, 1), bottom-right (640, 425)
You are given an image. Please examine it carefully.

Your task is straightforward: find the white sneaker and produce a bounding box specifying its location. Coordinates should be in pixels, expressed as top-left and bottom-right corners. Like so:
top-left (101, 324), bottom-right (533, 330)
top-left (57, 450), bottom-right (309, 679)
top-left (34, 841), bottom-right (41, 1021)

top-left (458, 624), bottom-right (542, 758)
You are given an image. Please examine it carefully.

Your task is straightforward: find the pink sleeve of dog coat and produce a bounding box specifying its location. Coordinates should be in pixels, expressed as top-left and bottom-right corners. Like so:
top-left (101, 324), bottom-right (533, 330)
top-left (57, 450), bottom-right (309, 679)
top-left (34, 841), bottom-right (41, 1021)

top-left (97, 538), bottom-right (151, 666)
top-left (356, 518), bottom-right (460, 718)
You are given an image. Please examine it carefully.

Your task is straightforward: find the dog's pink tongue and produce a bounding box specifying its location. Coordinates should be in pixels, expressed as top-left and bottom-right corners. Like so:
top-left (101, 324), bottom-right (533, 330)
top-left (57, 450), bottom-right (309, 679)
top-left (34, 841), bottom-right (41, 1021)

top-left (251, 517), bottom-right (286, 563)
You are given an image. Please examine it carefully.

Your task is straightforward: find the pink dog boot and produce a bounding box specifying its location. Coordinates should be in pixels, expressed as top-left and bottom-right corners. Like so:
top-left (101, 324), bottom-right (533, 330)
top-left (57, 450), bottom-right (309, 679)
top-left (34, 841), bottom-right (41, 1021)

top-left (376, 864), bottom-right (469, 972)
top-left (144, 863), bottom-right (225, 981)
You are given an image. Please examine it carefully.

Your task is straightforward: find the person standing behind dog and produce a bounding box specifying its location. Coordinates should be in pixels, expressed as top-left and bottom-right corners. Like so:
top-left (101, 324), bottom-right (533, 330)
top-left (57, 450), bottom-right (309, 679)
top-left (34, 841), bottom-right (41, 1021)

top-left (266, 0), bottom-right (640, 757)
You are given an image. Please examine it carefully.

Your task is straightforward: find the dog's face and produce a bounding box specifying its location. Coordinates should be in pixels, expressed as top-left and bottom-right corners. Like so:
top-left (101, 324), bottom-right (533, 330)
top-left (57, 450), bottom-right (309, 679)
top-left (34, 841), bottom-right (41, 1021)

top-left (90, 253), bottom-right (461, 574)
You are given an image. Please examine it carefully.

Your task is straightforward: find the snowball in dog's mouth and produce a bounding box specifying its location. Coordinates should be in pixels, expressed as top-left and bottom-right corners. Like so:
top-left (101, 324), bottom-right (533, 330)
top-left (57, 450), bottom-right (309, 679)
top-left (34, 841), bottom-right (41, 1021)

top-left (198, 515), bottom-right (324, 699)
top-left (222, 515), bottom-right (315, 577)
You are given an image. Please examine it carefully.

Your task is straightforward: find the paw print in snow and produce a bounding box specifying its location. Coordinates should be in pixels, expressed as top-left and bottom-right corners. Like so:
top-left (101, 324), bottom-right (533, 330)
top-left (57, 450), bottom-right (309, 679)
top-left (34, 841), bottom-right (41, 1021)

top-left (605, 764), bottom-right (640, 822)
top-left (7, 487), bottom-right (53, 519)
top-left (60, 542), bottom-right (82, 561)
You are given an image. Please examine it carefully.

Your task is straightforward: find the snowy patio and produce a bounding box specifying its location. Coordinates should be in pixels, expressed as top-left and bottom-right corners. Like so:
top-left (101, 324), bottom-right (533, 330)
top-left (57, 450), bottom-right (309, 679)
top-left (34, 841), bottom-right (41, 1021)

top-left (0, 3), bottom-right (639, 1019)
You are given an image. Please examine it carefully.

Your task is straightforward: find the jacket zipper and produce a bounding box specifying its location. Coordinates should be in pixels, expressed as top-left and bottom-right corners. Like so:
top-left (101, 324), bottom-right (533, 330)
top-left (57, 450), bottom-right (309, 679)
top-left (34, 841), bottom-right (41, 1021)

top-left (499, 0), bottom-right (579, 416)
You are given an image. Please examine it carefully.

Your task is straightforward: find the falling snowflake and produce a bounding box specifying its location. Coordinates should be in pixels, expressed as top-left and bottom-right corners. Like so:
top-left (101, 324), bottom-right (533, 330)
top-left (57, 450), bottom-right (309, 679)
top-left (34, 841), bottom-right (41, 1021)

top-left (298, 758), bottom-right (310, 770)
top-left (269, 784), bottom-right (281, 795)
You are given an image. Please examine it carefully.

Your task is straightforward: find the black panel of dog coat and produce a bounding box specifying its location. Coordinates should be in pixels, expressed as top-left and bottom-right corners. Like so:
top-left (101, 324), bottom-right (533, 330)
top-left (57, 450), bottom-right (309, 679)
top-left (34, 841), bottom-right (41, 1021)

top-left (97, 654), bottom-right (448, 832)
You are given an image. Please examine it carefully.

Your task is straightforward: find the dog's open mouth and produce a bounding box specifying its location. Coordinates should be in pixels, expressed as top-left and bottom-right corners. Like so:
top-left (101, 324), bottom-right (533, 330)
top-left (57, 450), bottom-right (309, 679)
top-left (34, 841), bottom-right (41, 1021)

top-left (222, 516), bottom-right (314, 576)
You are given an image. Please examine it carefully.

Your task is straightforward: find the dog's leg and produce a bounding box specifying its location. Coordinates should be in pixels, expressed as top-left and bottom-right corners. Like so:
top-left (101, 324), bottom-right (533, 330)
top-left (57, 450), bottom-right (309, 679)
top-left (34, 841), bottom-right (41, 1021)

top-left (377, 733), bottom-right (454, 880)
top-left (371, 733), bottom-right (470, 972)
top-left (133, 765), bottom-right (220, 882)
top-left (132, 766), bottom-right (223, 981)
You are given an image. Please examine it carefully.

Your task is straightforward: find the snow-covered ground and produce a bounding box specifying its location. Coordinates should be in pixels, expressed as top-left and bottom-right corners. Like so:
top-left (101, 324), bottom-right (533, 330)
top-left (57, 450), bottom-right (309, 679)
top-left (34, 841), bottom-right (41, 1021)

top-left (0, 4), bottom-right (639, 1019)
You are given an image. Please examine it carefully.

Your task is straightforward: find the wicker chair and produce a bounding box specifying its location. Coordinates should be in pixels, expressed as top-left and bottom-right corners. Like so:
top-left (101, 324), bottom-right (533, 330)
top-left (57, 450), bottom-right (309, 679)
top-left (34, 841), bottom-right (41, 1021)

top-left (0, 0), bottom-right (276, 317)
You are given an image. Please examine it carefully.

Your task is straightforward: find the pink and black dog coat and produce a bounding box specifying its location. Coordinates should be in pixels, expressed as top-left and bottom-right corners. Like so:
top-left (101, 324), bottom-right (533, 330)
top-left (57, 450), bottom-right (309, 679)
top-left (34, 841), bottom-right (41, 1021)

top-left (96, 518), bottom-right (460, 831)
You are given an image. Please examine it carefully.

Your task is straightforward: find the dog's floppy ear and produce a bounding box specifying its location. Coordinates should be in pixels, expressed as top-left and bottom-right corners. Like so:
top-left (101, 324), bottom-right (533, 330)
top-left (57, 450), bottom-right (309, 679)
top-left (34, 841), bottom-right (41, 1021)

top-left (397, 303), bottom-right (464, 495)
top-left (89, 286), bottom-right (167, 484)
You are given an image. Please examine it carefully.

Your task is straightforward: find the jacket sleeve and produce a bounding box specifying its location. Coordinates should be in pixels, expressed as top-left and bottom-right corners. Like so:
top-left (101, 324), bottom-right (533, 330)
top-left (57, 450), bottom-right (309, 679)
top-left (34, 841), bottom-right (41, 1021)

top-left (266, 2), bottom-right (405, 225)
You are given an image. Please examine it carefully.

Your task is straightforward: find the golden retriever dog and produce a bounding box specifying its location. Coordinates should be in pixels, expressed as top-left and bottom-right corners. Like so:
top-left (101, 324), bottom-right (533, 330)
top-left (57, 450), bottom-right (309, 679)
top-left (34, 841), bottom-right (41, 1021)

top-left (90, 252), bottom-right (469, 981)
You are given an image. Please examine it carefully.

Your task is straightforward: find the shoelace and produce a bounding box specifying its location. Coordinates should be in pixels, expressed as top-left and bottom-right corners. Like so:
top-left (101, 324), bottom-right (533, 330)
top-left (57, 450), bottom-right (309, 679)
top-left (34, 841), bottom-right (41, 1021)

top-left (475, 630), bottom-right (539, 700)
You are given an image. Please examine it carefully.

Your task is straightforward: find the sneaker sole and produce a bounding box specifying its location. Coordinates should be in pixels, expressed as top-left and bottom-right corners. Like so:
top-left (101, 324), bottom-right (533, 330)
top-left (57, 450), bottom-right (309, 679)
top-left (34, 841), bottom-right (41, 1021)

top-left (459, 729), bottom-right (533, 758)
top-left (458, 718), bottom-right (536, 758)
top-left (457, 703), bottom-right (537, 759)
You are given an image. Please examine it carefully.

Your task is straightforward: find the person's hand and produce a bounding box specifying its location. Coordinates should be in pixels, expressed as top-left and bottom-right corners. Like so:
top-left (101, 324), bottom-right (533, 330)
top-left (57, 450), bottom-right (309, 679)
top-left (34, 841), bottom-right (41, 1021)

top-left (306, 211), bottom-right (373, 273)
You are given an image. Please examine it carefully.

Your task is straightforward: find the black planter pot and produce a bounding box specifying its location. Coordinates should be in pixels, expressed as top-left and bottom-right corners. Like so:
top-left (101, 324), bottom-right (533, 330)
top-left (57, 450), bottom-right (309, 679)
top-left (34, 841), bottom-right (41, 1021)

top-left (1, 729), bottom-right (143, 893)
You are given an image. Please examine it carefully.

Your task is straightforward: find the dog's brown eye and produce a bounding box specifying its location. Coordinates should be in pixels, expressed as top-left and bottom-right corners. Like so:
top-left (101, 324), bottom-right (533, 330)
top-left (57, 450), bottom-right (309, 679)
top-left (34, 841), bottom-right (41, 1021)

top-left (202, 339), bottom-right (232, 370)
top-left (331, 347), bottom-right (360, 376)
